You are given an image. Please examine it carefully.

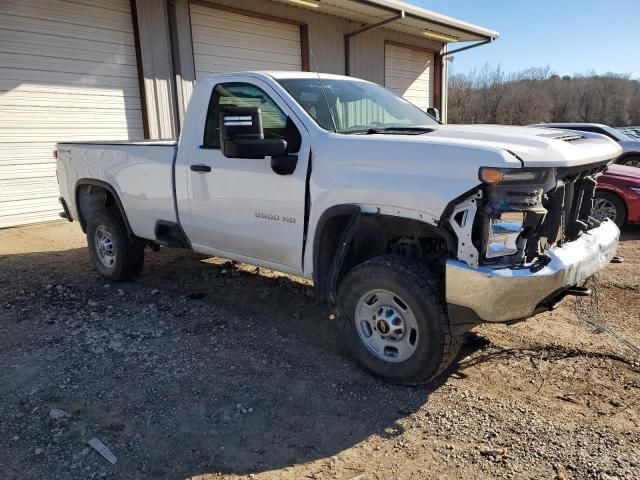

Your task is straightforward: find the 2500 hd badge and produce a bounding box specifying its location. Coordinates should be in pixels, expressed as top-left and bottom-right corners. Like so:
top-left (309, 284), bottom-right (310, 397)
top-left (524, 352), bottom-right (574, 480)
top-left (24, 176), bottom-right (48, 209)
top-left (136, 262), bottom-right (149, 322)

top-left (255, 212), bottom-right (296, 224)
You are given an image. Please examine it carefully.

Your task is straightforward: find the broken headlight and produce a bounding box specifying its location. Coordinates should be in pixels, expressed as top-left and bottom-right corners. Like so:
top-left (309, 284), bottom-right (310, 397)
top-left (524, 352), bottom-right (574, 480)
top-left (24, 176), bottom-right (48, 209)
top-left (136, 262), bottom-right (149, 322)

top-left (485, 211), bottom-right (524, 258)
top-left (478, 167), bottom-right (554, 264)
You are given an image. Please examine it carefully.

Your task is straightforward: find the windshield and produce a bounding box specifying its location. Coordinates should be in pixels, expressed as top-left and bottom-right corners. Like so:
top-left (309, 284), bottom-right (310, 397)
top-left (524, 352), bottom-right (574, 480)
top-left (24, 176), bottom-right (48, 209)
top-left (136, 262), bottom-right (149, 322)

top-left (618, 127), bottom-right (640, 141)
top-left (277, 78), bottom-right (439, 133)
top-left (613, 128), bottom-right (637, 142)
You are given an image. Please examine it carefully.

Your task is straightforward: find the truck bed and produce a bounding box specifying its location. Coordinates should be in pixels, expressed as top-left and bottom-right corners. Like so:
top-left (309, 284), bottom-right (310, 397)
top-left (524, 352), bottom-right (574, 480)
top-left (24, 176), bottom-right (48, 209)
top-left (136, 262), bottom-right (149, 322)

top-left (56, 141), bottom-right (178, 241)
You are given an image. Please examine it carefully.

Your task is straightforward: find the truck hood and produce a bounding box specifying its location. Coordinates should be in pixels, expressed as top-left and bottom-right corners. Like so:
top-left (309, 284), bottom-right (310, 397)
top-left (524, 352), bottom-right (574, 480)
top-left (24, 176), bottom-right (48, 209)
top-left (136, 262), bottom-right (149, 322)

top-left (421, 124), bottom-right (623, 168)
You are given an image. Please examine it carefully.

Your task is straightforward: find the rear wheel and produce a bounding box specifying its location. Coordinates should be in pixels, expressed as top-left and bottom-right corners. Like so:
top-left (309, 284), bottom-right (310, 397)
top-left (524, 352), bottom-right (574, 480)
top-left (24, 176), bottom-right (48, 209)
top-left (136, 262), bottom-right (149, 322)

top-left (593, 191), bottom-right (626, 228)
top-left (337, 255), bottom-right (461, 385)
top-left (87, 209), bottom-right (144, 281)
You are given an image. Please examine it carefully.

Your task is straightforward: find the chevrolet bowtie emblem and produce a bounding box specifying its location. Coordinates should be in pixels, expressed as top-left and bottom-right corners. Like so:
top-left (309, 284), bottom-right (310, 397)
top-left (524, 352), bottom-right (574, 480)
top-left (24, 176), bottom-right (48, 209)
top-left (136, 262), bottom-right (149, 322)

top-left (377, 320), bottom-right (389, 334)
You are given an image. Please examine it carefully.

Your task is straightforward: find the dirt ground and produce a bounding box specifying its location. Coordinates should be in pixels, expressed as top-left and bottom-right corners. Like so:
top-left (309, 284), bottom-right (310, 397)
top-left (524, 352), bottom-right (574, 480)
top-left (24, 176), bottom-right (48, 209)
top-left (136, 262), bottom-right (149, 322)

top-left (1, 221), bottom-right (639, 480)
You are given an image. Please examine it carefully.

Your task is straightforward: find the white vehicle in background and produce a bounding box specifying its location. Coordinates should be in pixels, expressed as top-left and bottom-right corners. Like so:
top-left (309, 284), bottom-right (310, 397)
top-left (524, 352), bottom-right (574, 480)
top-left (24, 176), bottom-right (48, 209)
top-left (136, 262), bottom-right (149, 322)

top-left (530, 123), bottom-right (640, 167)
top-left (56, 72), bottom-right (622, 384)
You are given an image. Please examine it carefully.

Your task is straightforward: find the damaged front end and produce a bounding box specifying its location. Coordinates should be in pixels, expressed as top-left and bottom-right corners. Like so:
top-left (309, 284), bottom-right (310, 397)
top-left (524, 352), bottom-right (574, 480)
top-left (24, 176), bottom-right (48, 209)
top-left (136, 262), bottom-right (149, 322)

top-left (472, 160), bottom-right (611, 268)
top-left (444, 159), bottom-right (619, 327)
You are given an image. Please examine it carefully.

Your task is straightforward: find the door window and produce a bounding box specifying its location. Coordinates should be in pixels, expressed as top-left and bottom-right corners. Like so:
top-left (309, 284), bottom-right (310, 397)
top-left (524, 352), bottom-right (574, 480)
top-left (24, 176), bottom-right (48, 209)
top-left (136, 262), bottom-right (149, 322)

top-left (203, 83), bottom-right (288, 148)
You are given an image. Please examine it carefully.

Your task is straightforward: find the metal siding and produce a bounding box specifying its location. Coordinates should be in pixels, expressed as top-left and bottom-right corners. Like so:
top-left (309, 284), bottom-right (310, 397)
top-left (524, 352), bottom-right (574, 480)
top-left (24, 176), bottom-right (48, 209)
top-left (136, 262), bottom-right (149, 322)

top-left (173, 0), bottom-right (348, 114)
top-left (384, 43), bottom-right (434, 111)
top-left (268, 0), bottom-right (498, 42)
top-left (188, 0), bottom-right (347, 73)
top-left (190, 4), bottom-right (301, 80)
top-left (135, 0), bottom-right (178, 139)
top-left (349, 25), bottom-right (441, 87)
top-left (170, 1), bottom-right (448, 125)
top-left (171, 0), bottom-right (196, 128)
top-left (0, 0), bottom-right (143, 228)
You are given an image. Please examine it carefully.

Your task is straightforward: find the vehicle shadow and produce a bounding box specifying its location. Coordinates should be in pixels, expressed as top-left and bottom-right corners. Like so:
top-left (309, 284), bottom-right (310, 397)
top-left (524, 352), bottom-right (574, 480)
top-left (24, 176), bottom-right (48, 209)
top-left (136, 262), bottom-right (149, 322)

top-left (0, 246), bottom-right (483, 479)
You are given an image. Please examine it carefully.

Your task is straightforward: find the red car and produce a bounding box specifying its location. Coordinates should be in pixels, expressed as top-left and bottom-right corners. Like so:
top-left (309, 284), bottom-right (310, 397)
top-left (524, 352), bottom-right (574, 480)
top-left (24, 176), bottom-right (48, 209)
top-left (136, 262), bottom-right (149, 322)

top-left (594, 165), bottom-right (640, 227)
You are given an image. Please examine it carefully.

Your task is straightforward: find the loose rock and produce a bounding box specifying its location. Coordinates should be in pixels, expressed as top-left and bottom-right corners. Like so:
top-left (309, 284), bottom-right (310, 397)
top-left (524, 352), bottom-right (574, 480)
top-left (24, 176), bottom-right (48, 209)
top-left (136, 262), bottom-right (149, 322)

top-left (49, 408), bottom-right (70, 420)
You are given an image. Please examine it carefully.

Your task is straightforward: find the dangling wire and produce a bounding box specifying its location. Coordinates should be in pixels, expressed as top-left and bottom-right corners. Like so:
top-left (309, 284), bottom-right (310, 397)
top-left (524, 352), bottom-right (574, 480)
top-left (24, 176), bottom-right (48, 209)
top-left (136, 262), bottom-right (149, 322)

top-left (575, 274), bottom-right (640, 356)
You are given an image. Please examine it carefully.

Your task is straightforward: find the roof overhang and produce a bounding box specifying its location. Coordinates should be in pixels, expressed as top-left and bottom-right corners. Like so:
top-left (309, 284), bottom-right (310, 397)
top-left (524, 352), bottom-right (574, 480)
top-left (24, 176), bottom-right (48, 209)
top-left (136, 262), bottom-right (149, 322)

top-left (275, 0), bottom-right (499, 42)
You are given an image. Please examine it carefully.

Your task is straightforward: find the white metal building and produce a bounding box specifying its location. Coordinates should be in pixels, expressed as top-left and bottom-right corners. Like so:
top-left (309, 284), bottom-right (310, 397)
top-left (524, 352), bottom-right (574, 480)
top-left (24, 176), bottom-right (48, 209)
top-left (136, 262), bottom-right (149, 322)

top-left (0, 0), bottom-right (497, 228)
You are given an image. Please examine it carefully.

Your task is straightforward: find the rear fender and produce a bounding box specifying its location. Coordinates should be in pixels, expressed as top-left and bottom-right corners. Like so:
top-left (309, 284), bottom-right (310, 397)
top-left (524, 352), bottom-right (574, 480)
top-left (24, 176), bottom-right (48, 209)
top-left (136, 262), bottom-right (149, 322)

top-left (75, 179), bottom-right (133, 236)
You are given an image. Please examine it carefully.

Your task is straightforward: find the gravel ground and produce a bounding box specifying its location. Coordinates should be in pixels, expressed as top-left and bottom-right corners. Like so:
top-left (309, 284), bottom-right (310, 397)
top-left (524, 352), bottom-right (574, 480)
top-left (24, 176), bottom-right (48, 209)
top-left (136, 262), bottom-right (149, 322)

top-left (1, 221), bottom-right (639, 480)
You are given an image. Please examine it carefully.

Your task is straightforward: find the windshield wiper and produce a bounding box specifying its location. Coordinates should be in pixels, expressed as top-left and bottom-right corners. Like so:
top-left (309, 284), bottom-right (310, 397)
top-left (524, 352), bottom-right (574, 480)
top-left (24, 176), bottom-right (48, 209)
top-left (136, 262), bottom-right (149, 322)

top-left (346, 127), bottom-right (434, 135)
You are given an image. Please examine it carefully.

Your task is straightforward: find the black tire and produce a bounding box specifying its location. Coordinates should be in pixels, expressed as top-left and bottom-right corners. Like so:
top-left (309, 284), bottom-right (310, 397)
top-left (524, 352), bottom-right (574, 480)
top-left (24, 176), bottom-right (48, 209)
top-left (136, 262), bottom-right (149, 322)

top-left (617, 155), bottom-right (640, 168)
top-left (593, 190), bottom-right (627, 228)
top-left (337, 254), bottom-right (461, 385)
top-left (86, 208), bottom-right (144, 281)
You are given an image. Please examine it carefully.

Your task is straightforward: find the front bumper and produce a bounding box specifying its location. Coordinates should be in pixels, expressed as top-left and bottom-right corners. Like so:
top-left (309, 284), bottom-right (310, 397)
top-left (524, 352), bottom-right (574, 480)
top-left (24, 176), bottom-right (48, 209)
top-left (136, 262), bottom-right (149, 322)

top-left (446, 219), bottom-right (620, 323)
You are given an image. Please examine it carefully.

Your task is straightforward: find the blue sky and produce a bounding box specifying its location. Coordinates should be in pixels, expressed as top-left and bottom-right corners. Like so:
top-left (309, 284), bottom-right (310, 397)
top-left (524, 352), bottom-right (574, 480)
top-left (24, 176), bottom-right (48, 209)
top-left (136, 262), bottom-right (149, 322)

top-left (413, 0), bottom-right (639, 78)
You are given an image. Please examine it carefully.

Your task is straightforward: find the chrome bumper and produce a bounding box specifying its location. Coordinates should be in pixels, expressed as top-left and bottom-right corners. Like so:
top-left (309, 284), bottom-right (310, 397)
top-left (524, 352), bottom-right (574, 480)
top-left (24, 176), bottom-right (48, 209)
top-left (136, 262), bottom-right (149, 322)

top-left (446, 220), bottom-right (620, 323)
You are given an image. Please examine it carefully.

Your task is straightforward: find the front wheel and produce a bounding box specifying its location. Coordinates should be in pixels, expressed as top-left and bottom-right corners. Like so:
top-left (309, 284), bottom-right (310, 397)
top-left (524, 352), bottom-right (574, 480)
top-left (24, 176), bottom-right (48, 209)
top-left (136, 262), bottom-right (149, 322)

top-left (337, 255), bottom-right (461, 385)
top-left (87, 209), bottom-right (144, 281)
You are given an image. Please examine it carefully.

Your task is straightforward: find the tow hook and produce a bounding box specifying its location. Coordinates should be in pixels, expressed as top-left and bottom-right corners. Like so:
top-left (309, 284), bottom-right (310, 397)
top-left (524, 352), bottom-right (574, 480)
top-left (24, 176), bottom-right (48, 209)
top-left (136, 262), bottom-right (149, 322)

top-left (565, 286), bottom-right (591, 297)
top-left (610, 256), bottom-right (624, 264)
top-left (538, 285), bottom-right (591, 312)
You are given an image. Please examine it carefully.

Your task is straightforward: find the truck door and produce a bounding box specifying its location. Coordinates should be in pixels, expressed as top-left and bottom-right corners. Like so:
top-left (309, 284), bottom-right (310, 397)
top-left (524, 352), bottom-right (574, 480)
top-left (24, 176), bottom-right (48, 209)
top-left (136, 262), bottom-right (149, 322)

top-left (179, 79), bottom-right (310, 273)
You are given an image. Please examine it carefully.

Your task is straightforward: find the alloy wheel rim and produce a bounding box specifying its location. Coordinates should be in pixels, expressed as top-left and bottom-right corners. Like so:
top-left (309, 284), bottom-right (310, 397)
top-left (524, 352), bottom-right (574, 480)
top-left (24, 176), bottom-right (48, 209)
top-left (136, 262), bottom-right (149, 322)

top-left (624, 159), bottom-right (640, 168)
top-left (354, 289), bottom-right (419, 363)
top-left (94, 225), bottom-right (116, 268)
top-left (592, 198), bottom-right (617, 223)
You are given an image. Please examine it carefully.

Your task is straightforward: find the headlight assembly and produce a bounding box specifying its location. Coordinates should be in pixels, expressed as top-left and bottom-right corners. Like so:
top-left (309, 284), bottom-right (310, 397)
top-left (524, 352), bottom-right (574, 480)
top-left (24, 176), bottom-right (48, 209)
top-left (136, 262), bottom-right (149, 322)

top-left (485, 211), bottom-right (524, 258)
top-left (479, 167), bottom-right (550, 185)
top-left (478, 166), bottom-right (554, 264)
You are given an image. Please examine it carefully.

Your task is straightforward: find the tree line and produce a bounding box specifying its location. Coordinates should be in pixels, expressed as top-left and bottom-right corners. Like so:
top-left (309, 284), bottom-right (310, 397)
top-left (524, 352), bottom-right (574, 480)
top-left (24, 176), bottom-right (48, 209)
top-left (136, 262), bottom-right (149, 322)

top-left (447, 65), bottom-right (640, 126)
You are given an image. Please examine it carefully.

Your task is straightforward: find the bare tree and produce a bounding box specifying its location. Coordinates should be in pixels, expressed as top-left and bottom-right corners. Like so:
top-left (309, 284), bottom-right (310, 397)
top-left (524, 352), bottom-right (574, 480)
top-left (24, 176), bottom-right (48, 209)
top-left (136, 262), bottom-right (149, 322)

top-left (477, 64), bottom-right (508, 123)
top-left (447, 65), bottom-right (640, 127)
top-left (447, 73), bottom-right (475, 123)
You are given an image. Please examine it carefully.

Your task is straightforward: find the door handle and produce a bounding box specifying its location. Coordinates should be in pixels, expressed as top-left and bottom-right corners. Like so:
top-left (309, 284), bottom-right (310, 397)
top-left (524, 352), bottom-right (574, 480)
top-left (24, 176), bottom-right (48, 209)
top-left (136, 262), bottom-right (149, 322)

top-left (190, 164), bottom-right (211, 173)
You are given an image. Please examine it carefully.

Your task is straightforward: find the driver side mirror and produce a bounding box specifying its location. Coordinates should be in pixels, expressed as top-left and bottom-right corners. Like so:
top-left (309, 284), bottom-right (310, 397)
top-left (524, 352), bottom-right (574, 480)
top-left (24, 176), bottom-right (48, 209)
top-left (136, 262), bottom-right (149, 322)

top-left (426, 107), bottom-right (440, 121)
top-left (220, 107), bottom-right (288, 159)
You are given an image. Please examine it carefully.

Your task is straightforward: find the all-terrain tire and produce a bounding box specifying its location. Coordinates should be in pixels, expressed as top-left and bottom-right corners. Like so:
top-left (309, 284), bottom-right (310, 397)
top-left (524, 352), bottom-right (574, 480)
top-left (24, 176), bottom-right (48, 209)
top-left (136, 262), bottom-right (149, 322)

top-left (86, 208), bottom-right (144, 281)
top-left (337, 254), bottom-right (461, 385)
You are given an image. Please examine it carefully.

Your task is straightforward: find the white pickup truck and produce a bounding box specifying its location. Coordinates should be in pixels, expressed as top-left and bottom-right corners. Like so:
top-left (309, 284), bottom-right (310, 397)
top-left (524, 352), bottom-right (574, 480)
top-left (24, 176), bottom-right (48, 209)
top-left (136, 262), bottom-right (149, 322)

top-left (56, 71), bottom-right (622, 384)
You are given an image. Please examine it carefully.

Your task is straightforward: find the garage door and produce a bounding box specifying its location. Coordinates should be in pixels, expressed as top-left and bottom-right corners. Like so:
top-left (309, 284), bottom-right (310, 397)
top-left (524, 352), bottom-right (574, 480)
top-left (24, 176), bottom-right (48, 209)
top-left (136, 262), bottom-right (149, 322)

top-left (0, 0), bottom-right (143, 228)
top-left (190, 4), bottom-right (302, 80)
top-left (385, 43), bottom-right (434, 111)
